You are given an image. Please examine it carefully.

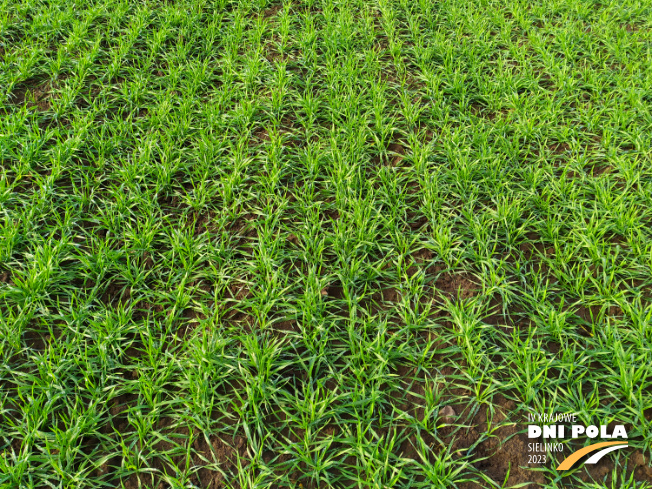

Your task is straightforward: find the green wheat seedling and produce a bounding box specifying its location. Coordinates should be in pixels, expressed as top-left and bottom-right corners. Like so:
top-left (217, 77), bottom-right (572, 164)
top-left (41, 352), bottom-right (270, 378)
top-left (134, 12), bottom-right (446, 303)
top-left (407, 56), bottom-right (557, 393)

top-left (1, 0), bottom-right (651, 487)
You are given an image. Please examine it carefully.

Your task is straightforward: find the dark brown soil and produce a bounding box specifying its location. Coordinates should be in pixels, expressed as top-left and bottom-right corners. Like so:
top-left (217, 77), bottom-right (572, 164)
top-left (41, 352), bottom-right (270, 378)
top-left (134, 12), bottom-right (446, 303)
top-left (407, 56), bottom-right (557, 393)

top-left (122, 424), bottom-right (249, 489)
top-left (0, 270), bottom-right (13, 285)
top-left (10, 80), bottom-right (54, 111)
top-left (434, 270), bottom-right (479, 301)
top-left (446, 396), bottom-right (546, 487)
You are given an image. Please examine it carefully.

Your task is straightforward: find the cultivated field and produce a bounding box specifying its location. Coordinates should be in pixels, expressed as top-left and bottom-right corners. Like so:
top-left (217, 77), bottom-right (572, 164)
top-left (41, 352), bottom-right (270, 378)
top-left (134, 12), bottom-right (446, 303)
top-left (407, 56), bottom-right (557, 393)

top-left (1, 0), bottom-right (651, 487)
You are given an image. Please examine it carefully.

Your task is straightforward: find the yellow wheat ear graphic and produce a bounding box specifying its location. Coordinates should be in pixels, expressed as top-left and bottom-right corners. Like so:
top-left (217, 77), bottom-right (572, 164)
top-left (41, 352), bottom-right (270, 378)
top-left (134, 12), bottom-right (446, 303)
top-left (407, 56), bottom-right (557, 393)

top-left (556, 441), bottom-right (628, 470)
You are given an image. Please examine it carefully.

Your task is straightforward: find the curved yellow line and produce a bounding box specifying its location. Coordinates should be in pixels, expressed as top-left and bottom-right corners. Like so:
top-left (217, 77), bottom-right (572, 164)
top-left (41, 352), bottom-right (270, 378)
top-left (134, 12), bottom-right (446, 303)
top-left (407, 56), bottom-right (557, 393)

top-left (557, 441), bottom-right (628, 470)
